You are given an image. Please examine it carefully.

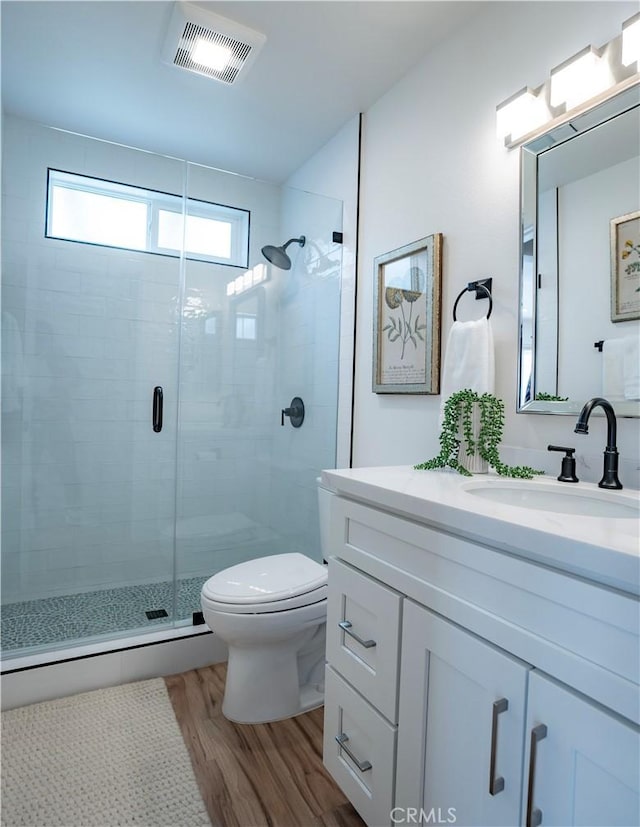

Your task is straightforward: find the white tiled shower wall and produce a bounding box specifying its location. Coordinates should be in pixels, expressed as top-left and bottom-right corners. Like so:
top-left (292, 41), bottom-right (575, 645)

top-left (1, 115), bottom-right (343, 604)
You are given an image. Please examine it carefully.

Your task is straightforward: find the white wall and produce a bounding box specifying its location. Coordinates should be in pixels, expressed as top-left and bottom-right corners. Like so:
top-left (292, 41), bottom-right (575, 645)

top-left (353, 1), bottom-right (640, 483)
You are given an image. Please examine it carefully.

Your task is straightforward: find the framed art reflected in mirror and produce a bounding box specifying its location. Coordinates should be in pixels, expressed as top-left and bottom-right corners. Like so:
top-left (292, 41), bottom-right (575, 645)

top-left (610, 210), bottom-right (640, 322)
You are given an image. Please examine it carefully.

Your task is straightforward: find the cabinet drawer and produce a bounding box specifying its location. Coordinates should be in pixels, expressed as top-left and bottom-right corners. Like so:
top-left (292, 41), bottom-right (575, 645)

top-left (326, 557), bottom-right (402, 722)
top-left (324, 665), bottom-right (396, 827)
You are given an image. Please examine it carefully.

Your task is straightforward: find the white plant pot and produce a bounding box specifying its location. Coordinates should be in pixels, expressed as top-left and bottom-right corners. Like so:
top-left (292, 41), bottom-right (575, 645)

top-left (458, 403), bottom-right (489, 474)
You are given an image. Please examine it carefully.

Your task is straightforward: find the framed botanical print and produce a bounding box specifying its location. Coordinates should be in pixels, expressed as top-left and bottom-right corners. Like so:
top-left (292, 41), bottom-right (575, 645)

top-left (372, 234), bottom-right (442, 393)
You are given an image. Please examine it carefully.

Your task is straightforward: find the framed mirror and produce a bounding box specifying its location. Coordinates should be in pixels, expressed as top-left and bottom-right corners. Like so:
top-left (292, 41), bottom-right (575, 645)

top-left (517, 81), bottom-right (640, 417)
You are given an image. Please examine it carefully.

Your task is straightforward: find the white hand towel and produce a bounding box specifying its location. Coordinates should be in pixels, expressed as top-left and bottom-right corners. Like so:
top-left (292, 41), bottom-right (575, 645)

top-left (439, 317), bottom-right (495, 424)
top-left (601, 339), bottom-right (625, 400)
top-left (623, 335), bottom-right (640, 400)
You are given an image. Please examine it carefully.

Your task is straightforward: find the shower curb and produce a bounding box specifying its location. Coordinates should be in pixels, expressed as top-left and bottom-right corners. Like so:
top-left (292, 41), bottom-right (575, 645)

top-left (0, 629), bottom-right (227, 710)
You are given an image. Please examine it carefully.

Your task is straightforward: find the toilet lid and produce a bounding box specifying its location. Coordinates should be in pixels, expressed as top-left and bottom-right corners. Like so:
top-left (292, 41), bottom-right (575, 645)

top-left (201, 552), bottom-right (328, 605)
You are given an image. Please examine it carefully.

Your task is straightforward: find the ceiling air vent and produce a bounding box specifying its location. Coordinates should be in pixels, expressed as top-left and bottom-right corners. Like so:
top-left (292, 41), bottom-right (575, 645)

top-left (163, 2), bottom-right (266, 86)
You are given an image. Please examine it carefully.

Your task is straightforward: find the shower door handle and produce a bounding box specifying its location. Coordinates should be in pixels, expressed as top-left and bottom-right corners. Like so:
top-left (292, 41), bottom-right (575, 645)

top-left (153, 386), bottom-right (163, 432)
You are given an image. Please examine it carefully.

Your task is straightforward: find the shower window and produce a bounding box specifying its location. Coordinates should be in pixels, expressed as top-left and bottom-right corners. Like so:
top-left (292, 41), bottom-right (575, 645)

top-left (157, 209), bottom-right (231, 259)
top-left (46, 169), bottom-right (250, 266)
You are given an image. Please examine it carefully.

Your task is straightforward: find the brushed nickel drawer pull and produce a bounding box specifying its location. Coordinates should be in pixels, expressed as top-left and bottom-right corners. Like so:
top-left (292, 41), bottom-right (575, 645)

top-left (526, 723), bottom-right (548, 827)
top-left (489, 698), bottom-right (508, 795)
top-left (338, 620), bottom-right (376, 649)
top-left (335, 733), bottom-right (372, 772)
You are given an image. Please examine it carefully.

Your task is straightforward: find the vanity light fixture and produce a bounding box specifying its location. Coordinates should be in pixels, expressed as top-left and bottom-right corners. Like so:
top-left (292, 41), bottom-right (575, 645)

top-left (495, 86), bottom-right (548, 144)
top-left (549, 46), bottom-right (608, 109)
top-left (497, 14), bottom-right (640, 148)
top-left (622, 12), bottom-right (640, 67)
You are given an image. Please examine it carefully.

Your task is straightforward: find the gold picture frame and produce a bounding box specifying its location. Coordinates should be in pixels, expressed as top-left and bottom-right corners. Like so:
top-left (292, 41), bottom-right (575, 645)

top-left (610, 210), bottom-right (640, 322)
top-left (372, 234), bottom-right (442, 394)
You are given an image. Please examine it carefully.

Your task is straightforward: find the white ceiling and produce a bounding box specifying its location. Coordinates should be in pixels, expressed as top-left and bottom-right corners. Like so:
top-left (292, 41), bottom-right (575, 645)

top-left (1, 1), bottom-right (483, 182)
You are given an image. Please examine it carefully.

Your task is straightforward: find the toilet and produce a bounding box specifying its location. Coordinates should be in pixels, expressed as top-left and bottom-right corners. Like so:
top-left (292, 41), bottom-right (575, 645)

top-left (200, 482), bottom-right (334, 724)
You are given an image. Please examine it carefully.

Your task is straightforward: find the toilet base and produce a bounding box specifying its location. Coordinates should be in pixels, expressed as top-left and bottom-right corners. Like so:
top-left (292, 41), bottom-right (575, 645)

top-left (221, 624), bottom-right (326, 724)
top-left (223, 681), bottom-right (324, 724)
top-left (298, 683), bottom-right (325, 715)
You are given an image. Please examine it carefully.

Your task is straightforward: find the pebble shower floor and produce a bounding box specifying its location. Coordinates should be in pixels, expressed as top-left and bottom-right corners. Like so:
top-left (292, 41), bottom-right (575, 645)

top-left (0, 576), bottom-right (208, 653)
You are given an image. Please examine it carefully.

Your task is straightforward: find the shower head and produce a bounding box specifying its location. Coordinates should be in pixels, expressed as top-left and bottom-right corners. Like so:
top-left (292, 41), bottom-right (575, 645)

top-left (261, 236), bottom-right (306, 270)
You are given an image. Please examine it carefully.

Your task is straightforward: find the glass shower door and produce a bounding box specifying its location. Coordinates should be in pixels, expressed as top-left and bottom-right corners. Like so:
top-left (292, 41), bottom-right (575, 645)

top-left (173, 163), bottom-right (343, 610)
top-left (0, 120), bottom-right (185, 657)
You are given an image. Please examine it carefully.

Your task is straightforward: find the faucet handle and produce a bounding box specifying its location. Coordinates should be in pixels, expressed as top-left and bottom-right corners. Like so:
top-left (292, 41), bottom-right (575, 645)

top-left (547, 445), bottom-right (579, 483)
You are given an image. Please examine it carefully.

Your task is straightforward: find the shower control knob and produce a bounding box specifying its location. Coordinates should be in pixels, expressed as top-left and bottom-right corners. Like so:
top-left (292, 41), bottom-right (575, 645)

top-left (281, 397), bottom-right (305, 428)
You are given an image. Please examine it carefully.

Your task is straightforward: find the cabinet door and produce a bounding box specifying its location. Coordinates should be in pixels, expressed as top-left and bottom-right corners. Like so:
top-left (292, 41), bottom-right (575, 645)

top-left (523, 671), bottom-right (639, 827)
top-left (396, 600), bottom-right (529, 827)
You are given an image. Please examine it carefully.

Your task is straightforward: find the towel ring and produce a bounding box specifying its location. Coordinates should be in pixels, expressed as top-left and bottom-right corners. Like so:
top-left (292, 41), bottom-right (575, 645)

top-left (453, 280), bottom-right (493, 321)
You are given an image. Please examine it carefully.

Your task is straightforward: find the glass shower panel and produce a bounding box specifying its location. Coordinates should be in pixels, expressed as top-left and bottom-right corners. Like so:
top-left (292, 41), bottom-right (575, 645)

top-left (174, 165), bottom-right (343, 615)
top-left (0, 118), bottom-right (184, 656)
top-left (270, 186), bottom-right (343, 563)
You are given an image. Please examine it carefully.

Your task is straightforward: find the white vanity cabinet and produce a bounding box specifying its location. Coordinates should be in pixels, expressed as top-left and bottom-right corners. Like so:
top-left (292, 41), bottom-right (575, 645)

top-left (397, 602), bottom-right (639, 827)
top-left (321, 476), bottom-right (640, 827)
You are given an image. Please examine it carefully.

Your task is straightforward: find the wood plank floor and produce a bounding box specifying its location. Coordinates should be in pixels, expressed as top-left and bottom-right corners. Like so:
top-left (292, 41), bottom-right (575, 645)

top-left (165, 663), bottom-right (365, 827)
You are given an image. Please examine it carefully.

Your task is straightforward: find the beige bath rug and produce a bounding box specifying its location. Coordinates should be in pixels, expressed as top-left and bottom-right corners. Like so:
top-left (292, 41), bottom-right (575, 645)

top-left (1, 678), bottom-right (211, 827)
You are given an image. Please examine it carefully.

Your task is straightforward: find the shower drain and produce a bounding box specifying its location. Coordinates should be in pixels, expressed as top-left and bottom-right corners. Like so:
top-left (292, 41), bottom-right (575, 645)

top-left (145, 609), bottom-right (168, 620)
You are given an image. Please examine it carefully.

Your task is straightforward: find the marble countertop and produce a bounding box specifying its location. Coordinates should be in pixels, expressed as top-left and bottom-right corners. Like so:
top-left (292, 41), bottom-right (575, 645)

top-left (321, 466), bottom-right (640, 596)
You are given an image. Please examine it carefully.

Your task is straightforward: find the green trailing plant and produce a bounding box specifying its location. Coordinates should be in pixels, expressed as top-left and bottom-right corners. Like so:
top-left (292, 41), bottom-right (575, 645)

top-left (414, 389), bottom-right (544, 479)
top-left (535, 392), bottom-right (569, 402)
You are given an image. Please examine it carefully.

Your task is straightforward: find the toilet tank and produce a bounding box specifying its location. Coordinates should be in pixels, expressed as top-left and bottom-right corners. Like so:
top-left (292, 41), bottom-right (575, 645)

top-left (317, 478), bottom-right (335, 562)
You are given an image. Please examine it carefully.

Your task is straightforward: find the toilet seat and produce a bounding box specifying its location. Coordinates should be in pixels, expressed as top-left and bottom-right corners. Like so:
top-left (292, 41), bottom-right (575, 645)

top-left (201, 587), bottom-right (327, 614)
top-left (201, 552), bottom-right (328, 614)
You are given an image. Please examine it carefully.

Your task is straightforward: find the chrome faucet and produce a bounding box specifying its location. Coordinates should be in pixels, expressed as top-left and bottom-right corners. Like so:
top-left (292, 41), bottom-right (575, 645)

top-left (574, 397), bottom-right (623, 490)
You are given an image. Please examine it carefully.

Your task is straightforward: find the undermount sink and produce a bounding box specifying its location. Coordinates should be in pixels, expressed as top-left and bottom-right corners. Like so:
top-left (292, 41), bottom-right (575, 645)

top-left (462, 480), bottom-right (640, 519)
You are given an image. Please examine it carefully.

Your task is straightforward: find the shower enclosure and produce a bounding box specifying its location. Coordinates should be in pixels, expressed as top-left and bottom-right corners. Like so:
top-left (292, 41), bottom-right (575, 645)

top-left (1, 116), bottom-right (343, 660)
